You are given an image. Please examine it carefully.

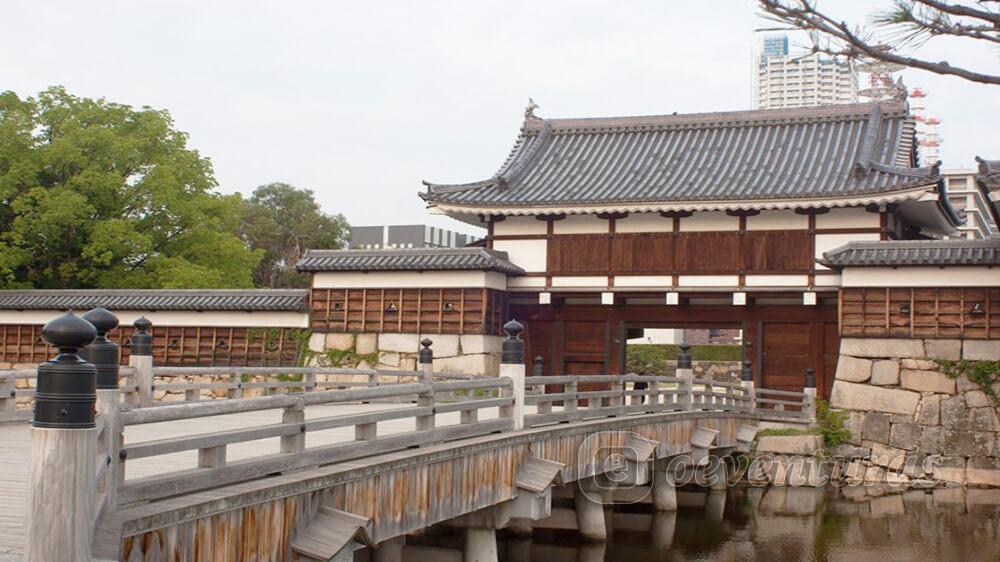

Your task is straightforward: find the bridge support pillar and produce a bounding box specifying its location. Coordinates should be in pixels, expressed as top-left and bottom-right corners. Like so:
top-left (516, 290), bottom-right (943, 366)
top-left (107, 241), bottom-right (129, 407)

top-left (706, 490), bottom-right (726, 521)
top-left (708, 457), bottom-right (729, 491)
top-left (652, 468), bottom-right (677, 511)
top-left (27, 311), bottom-right (98, 562)
top-left (374, 536), bottom-right (404, 562)
top-left (574, 484), bottom-right (607, 542)
top-left (650, 511), bottom-right (677, 550)
top-left (463, 527), bottom-right (498, 562)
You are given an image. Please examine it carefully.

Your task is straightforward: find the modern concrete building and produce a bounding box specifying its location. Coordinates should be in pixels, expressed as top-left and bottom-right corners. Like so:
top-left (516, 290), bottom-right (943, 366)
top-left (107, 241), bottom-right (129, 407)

top-left (754, 34), bottom-right (859, 110)
top-left (349, 224), bottom-right (481, 250)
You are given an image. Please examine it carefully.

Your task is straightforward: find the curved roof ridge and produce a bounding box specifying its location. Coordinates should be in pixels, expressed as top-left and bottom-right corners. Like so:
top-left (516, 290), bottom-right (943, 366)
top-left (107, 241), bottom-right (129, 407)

top-left (820, 237), bottom-right (1000, 269)
top-left (522, 101), bottom-right (905, 133)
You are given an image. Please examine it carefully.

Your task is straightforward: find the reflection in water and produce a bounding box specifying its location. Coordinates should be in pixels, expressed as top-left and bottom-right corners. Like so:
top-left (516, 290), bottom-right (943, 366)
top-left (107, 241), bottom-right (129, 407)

top-left (515, 486), bottom-right (1000, 562)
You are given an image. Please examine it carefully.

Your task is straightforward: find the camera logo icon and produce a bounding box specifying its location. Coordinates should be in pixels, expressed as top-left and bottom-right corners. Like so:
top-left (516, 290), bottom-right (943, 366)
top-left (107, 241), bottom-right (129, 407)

top-left (577, 430), bottom-right (656, 504)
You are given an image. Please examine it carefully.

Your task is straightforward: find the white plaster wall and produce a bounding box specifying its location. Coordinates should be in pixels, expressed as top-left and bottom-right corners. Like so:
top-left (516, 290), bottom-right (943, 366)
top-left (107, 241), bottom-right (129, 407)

top-left (312, 271), bottom-right (507, 290)
top-left (815, 232), bottom-right (880, 269)
top-left (677, 275), bottom-right (741, 287)
top-left (492, 239), bottom-right (547, 273)
top-left (0, 310), bottom-right (309, 328)
top-left (507, 277), bottom-right (547, 288)
top-left (550, 276), bottom-right (608, 288)
top-left (815, 207), bottom-right (879, 229)
top-left (678, 211), bottom-right (738, 232)
top-left (813, 272), bottom-right (843, 286)
top-left (841, 266), bottom-right (1000, 287)
top-left (744, 275), bottom-right (810, 287)
top-left (493, 216), bottom-right (546, 236)
top-left (552, 214), bottom-right (608, 234)
top-left (746, 209), bottom-right (808, 231)
top-left (613, 275), bottom-right (674, 287)
top-left (615, 213), bottom-right (674, 233)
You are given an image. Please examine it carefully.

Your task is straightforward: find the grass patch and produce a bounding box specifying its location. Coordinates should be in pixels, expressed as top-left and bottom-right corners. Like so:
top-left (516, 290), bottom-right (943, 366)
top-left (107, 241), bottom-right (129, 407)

top-left (626, 344), bottom-right (741, 374)
top-left (755, 399), bottom-right (852, 448)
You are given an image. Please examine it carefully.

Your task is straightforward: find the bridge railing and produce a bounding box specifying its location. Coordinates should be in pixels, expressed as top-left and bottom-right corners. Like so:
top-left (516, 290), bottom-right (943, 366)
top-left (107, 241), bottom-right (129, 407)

top-left (112, 376), bottom-right (514, 506)
top-left (0, 366), bottom-right (138, 423)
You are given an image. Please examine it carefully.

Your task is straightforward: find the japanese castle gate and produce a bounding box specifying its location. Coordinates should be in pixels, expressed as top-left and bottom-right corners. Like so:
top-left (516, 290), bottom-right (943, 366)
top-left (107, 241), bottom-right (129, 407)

top-left (298, 100), bottom-right (1000, 399)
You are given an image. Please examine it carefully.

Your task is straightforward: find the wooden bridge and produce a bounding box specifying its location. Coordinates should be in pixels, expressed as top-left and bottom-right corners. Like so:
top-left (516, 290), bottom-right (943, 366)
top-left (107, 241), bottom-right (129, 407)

top-left (1, 311), bottom-right (815, 562)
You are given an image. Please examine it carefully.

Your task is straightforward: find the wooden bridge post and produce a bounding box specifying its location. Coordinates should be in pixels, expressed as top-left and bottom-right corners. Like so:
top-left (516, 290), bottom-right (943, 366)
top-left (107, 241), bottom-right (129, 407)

top-left (500, 320), bottom-right (526, 431)
top-left (0, 370), bottom-right (14, 418)
top-left (81, 307), bottom-right (122, 516)
top-left (741, 359), bottom-right (755, 412)
top-left (533, 355), bottom-right (551, 415)
top-left (804, 368), bottom-right (818, 421)
top-left (417, 338), bottom-right (435, 431)
top-left (128, 317), bottom-right (153, 407)
top-left (26, 311), bottom-right (98, 562)
top-left (677, 343), bottom-right (693, 412)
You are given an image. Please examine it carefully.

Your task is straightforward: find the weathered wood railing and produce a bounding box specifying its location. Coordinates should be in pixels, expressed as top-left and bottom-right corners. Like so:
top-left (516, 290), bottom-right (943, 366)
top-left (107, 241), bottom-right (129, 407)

top-left (523, 373), bottom-right (811, 428)
top-left (0, 365), bottom-right (474, 423)
top-left (112, 376), bottom-right (513, 507)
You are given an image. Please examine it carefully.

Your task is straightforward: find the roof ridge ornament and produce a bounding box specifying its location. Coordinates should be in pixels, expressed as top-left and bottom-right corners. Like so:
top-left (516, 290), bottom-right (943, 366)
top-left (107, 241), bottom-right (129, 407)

top-left (524, 98), bottom-right (540, 122)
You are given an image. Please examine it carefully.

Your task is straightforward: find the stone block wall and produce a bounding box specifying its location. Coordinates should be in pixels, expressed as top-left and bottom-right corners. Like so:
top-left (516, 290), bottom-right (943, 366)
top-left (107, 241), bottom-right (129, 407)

top-left (830, 338), bottom-right (1000, 487)
top-left (308, 331), bottom-right (502, 376)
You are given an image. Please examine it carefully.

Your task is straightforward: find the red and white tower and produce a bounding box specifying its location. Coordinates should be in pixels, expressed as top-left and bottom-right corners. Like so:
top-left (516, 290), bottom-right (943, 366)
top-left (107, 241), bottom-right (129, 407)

top-left (909, 88), bottom-right (942, 164)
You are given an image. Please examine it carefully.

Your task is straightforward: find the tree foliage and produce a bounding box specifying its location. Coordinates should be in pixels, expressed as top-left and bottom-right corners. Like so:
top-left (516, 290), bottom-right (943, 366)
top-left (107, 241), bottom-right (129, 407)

top-left (758, 1), bottom-right (1000, 86)
top-left (0, 87), bottom-right (262, 289)
top-left (241, 183), bottom-right (349, 288)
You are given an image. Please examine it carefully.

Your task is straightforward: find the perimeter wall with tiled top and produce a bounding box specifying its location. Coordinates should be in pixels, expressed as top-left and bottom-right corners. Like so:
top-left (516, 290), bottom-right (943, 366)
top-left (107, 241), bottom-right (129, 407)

top-left (0, 310), bottom-right (308, 368)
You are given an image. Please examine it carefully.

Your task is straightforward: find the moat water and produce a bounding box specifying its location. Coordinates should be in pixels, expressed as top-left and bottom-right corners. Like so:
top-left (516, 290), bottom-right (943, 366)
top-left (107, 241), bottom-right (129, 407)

top-left (507, 485), bottom-right (1000, 562)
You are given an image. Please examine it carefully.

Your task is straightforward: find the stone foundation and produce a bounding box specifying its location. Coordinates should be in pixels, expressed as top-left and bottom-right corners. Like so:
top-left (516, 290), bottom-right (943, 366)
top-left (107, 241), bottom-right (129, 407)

top-left (309, 332), bottom-right (503, 376)
top-left (830, 338), bottom-right (1000, 487)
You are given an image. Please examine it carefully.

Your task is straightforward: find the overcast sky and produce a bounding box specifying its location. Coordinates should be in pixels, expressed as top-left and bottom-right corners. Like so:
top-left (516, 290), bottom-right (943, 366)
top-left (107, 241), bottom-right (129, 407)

top-left (6, 1), bottom-right (998, 235)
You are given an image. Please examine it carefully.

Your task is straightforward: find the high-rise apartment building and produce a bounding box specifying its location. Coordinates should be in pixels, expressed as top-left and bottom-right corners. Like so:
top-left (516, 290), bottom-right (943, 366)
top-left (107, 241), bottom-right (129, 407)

top-left (349, 225), bottom-right (481, 249)
top-left (754, 34), bottom-right (859, 109)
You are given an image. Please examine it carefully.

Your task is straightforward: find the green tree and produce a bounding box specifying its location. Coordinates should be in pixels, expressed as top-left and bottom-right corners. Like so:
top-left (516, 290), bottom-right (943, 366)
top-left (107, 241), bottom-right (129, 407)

top-left (0, 86), bottom-right (262, 289)
top-left (241, 183), bottom-right (348, 288)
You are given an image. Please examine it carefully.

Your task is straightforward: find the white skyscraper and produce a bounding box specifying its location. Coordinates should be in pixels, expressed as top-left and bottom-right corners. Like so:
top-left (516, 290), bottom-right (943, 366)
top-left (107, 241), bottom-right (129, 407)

top-left (754, 34), bottom-right (859, 110)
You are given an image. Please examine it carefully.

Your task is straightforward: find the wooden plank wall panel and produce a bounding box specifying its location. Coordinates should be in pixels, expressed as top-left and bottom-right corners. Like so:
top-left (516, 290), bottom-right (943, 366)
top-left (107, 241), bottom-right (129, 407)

top-left (841, 287), bottom-right (999, 339)
top-left (0, 325), bottom-right (301, 366)
top-left (743, 231), bottom-right (813, 272)
top-left (611, 233), bottom-right (674, 273)
top-left (675, 233), bottom-right (741, 273)
top-left (545, 231), bottom-right (821, 276)
top-left (547, 234), bottom-right (609, 275)
top-left (310, 288), bottom-right (508, 335)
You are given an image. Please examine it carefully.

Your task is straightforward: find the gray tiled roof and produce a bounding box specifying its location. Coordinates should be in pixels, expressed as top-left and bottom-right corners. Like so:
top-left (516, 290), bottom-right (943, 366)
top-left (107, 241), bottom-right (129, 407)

top-left (0, 289), bottom-right (309, 311)
top-left (295, 248), bottom-right (524, 275)
top-left (820, 239), bottom-right (1000, 269)
top-left (422, 102), bottom-right (935, 208)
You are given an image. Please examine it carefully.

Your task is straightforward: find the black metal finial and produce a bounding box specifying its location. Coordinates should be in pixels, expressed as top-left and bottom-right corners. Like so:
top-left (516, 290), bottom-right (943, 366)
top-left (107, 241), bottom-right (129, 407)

top-left (34, 311), bottom-right (98, 428)
top-left (419, 337), bottom-right (433, 365)
top-left (502, 319), bottom-right (525, 364)
top-left (677, 342), bottom-right (692, 370)
top-left (130, 316), bottom-right (152, 356)
top-left (805, 368), bottom-right (816, 389)
top-left (81, 307), bottom-right (121, 390)
top-left (742, 359), bottom-right (753, 382)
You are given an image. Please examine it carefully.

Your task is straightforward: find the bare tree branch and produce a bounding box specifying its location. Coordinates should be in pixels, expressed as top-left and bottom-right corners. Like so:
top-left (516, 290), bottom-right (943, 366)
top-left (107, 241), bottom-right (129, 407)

top-left (758, 0), bottom-right (1000, 86)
